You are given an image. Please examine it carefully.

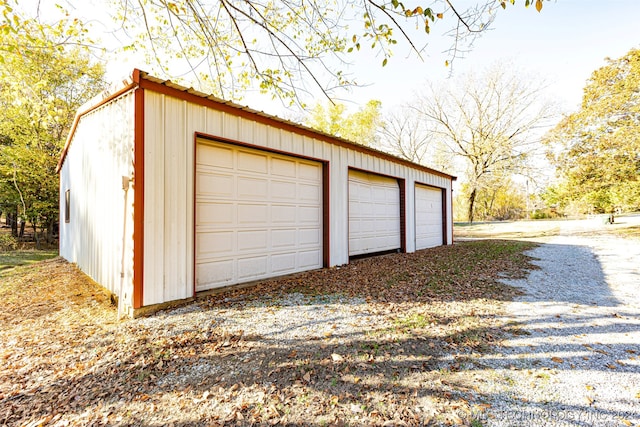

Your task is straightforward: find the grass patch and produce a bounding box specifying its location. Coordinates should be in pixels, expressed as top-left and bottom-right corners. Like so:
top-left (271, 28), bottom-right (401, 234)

top-left (0, 249), bottom-right (58, 272)
top-left (455, 216), bottom-right (640, 241)
top-left (612, 224), bottom-right (640, 239)
top-left (393, 312), bottom-right (433, 332)
top-left (454, 220), bottom-right (562, 240)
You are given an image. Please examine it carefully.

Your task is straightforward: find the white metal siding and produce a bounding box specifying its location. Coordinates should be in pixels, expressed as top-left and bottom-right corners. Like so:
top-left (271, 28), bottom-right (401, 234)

top-left (348, 170), bottom-right (401, 256)
top-left (142, 94), bottom-right (195, 305)
top-left (59, 92), bottom-right (135, 308)
top-left (195, 140), bottom-right (323, 290)
top-left (415, 184), bottom-right (444, 249)
top-left (142, 90), bottom-right (453, 306)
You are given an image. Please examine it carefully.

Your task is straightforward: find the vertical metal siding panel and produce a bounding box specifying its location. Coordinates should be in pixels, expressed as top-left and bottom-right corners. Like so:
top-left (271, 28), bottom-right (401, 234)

top-left (223, 112), bottom-right (240, 141)
top-left (330, 145), bottom-right (349, 265)
top-left (143, 92), bottom-right (165, 305)
top-left (59, 166), bottom-right (68, 258)
top-left (163, 97), bottom-right (188, 301)
top-left (351, 151), bottom-right (359, 169)
top-left (352, 150), bottom-right (360, 170)
top-left (120, 97), bottom-right (136, 306)
top-left (315, 138), bottom-right (324, 159)
top-left (259, 124), bottom-right (270, 150)
top-left (280, 129), bottom-right (293, 153)
top-left (59, 92), bottom-right (135, 307)
top-left (406, 175), bottom-right (416, 253)
top-left (239, 117), bottom-right (255, 144)
top-left (185, 103), bottom-right (205, 296)
top-left (206, 109), bottom-right (223, 137)
top-left (381, 157), bottom-right (389, 174)
top-left (107, 94), bottom-right (132, 297)
top-left (245, 119), bottom-right (256, 144)
top-left (322, 138), bottom-right (332, 162)
top-left (396, 163), bottom-right (404, 178)
top-left (307, 136), bottom-right (317, 158)
top-left (309, 137), bottom-right (319, 158)
top-left (364, 153), bottom-right (372, 171)
top-left (266, 126), bottom-right (279, 151)
top-left (298, 136), bottom-right (308, 157)
top-left (375, 156), bottom-right (383, 175)
top-left (347, 149), bottom-right (355, 169)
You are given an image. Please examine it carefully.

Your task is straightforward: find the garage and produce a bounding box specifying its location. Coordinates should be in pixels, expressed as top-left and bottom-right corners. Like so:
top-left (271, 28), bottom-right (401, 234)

top-left (59, 70), bottom-right (456, 315)
top-left (348, 170), bottom-right (401, 256)
top-left (415, 184), bottom-right (444, 250)
top-left (195, 140), bottom-right (323, 291)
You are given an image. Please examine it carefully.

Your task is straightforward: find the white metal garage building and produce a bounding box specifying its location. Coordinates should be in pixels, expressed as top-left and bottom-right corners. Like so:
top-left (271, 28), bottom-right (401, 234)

top-left (58, 69), bottom-right (455, 316)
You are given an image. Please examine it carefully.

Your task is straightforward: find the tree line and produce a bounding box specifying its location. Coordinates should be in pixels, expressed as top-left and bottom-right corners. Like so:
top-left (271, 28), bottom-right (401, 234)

top-left (306, 50), bottom-right (640, 222)
top-left (0, 5), bottom-right (106, 245)
top-left (1, 0), bottom-right (637, 238)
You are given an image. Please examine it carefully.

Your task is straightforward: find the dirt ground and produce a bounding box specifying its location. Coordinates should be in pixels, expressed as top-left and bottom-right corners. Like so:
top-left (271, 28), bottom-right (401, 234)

top-left (0, 240), bottom-right (536, 427)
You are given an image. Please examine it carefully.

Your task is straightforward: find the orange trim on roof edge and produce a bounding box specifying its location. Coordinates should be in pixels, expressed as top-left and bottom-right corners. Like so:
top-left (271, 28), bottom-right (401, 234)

top-left (56, 81), bottom-right (137, 173)
top-left (58, 68), bottom-right (457, 183)
top-left (132, 69), bottom-right (456, 182)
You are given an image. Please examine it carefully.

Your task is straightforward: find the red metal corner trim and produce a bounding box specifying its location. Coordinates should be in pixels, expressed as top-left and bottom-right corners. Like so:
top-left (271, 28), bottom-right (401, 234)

top-left (323, 163), bottom-right (331, 267)
top-left (399, 178), bottom-right (407, 253)
top-left (132, 87), bottom-right (145, 308)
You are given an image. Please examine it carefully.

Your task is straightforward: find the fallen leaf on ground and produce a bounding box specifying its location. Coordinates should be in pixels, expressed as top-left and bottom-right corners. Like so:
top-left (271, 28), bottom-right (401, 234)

top-left (383, 420), bottom-right (408, 427)
top-left (331, 353), bottom-right (344, 362)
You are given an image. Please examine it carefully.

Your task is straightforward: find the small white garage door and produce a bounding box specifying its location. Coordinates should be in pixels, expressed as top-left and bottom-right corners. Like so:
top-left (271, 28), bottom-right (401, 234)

top-left (195, 140), bottom-right (323, 291)
top-left (348, 170), bottom-right (401, 256)
top-left (415, 184), bottom-right (443, 249)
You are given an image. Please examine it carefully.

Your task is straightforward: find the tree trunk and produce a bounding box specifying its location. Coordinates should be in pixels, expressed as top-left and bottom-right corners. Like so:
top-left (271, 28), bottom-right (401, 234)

top-left (468, 187), bottom-right (477, 223)
top-left (33, 223), bottom-right (41, 249)
top-left (19, 220), bottom-right (25, 239)
top-left (11, 211), bottom-right (18, 237)
top-left (46, 220), bottom-right (54, 244)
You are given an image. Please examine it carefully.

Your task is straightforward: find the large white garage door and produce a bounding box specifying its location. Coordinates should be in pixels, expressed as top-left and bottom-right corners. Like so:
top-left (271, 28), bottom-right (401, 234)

top-left (348, 170), bottom-right (401, 256)
top-left (415, 184), bottom-right (443, 250)
top-left (195, 140), bottom-right (323, 291)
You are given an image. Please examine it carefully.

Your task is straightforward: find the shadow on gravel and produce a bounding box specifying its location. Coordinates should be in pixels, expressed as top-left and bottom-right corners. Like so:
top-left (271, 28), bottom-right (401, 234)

top-left (510, 242), bottom-right (622, 307)
top-left (1, 310), bottom-right (514, 426)
top-left (7, 238), bottom-right (638, 426)
top-left (473, 238), bottom-right (640, 426)
top-left (1, 240), bottom-right (537, 426)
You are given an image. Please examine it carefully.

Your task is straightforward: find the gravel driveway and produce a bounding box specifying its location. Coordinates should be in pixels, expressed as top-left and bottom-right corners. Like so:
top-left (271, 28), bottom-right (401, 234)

top-left (476, 220), bottom-right (640, 426)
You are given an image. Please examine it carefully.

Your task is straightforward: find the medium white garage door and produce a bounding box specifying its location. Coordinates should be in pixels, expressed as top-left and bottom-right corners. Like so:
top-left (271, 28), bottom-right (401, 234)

top-left (195, 140), bottom-right (323, 291)
top-left (415, 184), bottom-right (443, 249)
top-left (348, 170), bottom-right (401, 256)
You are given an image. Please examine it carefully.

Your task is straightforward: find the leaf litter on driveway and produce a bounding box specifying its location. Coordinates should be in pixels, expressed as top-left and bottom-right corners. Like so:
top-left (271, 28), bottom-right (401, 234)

top-left (1, 240), bottom-right (537, 426)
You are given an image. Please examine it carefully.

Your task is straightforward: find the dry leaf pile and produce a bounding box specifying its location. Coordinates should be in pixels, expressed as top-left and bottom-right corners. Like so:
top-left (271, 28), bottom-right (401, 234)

top-left (0, 240), bottom-right (536, 426)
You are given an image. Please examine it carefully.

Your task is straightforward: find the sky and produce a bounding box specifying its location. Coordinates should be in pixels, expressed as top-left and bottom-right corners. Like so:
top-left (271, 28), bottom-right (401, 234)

top-left (340, 0), bottom-right (640, 115)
